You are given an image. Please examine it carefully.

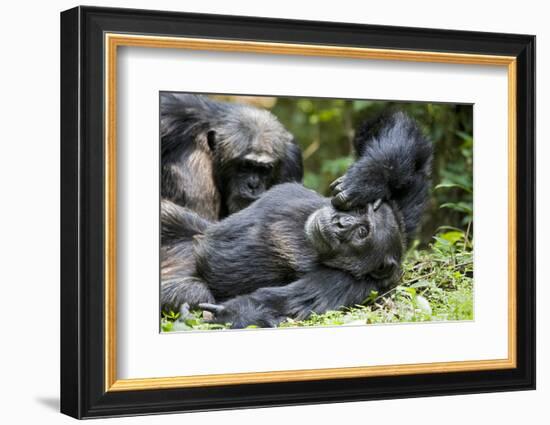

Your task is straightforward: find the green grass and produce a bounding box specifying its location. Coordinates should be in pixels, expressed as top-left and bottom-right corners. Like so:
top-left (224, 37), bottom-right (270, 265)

top-left (161, 229), bottom-right (473, 332)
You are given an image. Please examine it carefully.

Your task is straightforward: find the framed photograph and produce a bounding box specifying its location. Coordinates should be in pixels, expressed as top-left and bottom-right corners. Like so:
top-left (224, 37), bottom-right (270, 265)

top-left (60, 6), bottom-right (535, 419)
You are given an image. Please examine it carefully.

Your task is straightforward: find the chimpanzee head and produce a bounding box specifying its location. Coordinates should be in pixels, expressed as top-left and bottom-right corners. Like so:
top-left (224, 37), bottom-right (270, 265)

top-left (208, 104), bottom-right (303, 215)
top-left (305, 200), bottom-right (405, 287)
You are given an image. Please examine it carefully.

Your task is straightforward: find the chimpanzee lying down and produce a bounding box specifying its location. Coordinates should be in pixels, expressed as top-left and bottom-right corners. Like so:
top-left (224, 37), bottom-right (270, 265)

top-left (161, 111), bottom-right (433, 328)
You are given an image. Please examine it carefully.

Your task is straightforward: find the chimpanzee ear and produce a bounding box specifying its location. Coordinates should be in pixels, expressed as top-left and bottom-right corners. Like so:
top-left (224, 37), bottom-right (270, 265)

top-left (278, 141), bottom-right (304, 183)
top-left (206, 130), bottom-right (216, 151)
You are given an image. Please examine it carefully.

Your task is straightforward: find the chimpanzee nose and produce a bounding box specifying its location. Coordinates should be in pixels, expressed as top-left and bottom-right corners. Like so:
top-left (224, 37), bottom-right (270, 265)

top-left (335, 215), bottom-right (355, 229)
top-left (247, 176), bottom-right (260, 190)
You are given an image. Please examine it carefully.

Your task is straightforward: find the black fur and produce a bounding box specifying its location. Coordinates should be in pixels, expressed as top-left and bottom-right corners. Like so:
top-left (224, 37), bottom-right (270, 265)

top-left (331, 111), bottom-right (432, 243)
top-left (161, 184), bottom-right (405, 327)
top-left (160, 202), bottom-right (216, 311)
top-left (161, 93), bottom-right (303, 220)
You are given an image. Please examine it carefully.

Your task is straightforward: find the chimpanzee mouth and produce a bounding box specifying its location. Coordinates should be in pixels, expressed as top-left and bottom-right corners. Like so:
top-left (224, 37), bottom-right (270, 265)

top-left (232, 194), bottom-right (260, 210)
top-left (238, 192), bottom-right (262, 203)
top-left (244, 194), bottom-right (260, 202)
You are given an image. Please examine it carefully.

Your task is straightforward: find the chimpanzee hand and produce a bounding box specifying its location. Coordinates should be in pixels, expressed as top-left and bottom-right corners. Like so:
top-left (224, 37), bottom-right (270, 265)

top-left (331, 111), bottom-right (432, 219)
top-left (330, 170), bottom-right (387, 211)
top-left (199, 302), bottom-right (241, 327)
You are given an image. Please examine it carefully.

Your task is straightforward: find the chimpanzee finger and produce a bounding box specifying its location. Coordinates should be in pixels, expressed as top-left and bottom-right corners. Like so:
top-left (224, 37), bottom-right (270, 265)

top-left (331, 191), bottom-right (352, 210)
top-left (329, 176), bottom-right (344, 191)
top-left (198, 303), bottom-right (226, 315)
top-left (331, 183), bottom-right (343, 195)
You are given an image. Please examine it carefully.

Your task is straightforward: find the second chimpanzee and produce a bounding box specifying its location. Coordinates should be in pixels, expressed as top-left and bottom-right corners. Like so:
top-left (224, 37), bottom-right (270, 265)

top-left (161, 93), bottom-right (303, 220)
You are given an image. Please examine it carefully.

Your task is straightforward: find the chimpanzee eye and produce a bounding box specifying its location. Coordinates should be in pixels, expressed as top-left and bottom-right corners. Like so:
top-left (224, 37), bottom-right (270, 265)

top-left (240, 161), bottom-right (273, 174)
top-left (239, 161), bottom-right (254, 172)
top-left (257, 163), bottom-right (274, 174)
top-left (356, 225), bottom-right (369, 239)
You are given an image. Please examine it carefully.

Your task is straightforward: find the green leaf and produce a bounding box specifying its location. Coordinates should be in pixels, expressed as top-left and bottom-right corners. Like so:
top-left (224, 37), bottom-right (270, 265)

top-left (161, 310), bottom-right (180, 321)
top-left (318, 109), bottom-right (340, 122)
top-left (404, 287), bottom-right (417, 297)
top-left (410, 280), bottom-right (431, 289)
top-left (184, 318), bottom-right (200, 327)
top-left (440, 202), bottom-right (473, 214)
top-left (455, 130), bottom-right (473, 143)
top-left (435, 181), bottom-right (472, 193)
top-left (161, 321), bottom-right (174, 332)
top-left (440, 231), bottom-right (464, 245)
top-left (362, 290), bottom-right (379, 305)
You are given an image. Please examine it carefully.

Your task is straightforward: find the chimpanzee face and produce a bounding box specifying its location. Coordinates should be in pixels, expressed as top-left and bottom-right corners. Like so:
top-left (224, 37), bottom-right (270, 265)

top-left (206, 109), bottom-right (301, 216)
top-left (305, 201), bottom-right (405, 286)
top-left (223, 154), bottom-right (278, 214)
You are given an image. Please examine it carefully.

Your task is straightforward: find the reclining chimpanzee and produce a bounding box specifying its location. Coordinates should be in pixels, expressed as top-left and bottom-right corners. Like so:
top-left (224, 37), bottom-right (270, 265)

top-left (160, 111), bottom-right (433, 328)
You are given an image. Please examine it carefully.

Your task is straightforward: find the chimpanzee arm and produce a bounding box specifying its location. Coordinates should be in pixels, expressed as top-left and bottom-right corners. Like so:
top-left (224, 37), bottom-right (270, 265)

top-left (331, 111), bottom-right (432, 240)
top-left (200, 269), bottom-right (376, 329)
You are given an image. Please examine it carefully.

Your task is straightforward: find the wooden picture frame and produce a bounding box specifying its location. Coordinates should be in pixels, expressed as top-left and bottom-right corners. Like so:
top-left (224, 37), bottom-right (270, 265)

top-left (60, 5), bottom-right (535, 419)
